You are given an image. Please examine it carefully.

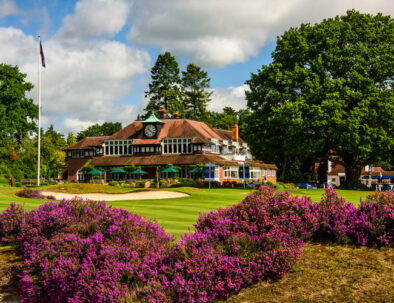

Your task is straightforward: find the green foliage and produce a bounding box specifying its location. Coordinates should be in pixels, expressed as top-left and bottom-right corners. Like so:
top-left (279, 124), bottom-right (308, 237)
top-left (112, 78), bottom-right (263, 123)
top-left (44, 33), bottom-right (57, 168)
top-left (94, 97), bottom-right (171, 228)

top-left (246, 10), bottom-right (394, 186)
top-left (66, 131), bottom-right (76, 146)
top-left (14, 182), bottom-right (22, 188)
top-left (181, 63), bottom-right (212, 120)
top-left (144, 51), bottom-right (182, 116)
top-left (0, 64), bottom-right (37, 158)
top-left (109, 181), bottom-right (118, 187)
top-left (76, 122), bottom-right (122, 141)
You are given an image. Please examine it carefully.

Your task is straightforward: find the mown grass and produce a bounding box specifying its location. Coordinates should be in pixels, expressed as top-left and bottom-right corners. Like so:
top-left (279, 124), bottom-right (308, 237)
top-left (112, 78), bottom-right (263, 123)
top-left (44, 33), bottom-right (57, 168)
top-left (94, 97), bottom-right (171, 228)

top-left (0, 183), bottom-right (392, 302)
top-left (0, 184), bottom-right (372, 237)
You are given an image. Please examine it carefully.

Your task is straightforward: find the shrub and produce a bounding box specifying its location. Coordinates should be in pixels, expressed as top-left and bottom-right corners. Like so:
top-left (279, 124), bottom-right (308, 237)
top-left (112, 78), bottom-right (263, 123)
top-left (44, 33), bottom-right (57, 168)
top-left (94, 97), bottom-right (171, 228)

top-left (14, 181), bottom-right (22, 187)
top-left (109, 180), bottom-right (118, 186)
top-left (15, 187), bottom-right (46, 199)
top-left (1, 187), bottom-right (392, 302)
top-left (159, 179), bottom-right (168, 188)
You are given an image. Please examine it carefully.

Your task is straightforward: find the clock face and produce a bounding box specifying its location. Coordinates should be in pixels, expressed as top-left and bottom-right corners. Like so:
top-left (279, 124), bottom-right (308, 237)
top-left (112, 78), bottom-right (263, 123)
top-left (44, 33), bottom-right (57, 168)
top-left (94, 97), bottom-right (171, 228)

top-left (144, 124), bottom-right (157, 137)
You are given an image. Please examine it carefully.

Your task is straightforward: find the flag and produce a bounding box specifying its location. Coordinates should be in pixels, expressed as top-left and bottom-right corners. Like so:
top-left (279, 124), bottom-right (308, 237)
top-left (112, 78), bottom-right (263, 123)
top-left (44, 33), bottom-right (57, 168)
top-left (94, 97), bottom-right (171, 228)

top-left (40, 41), bottom-right (45, 68)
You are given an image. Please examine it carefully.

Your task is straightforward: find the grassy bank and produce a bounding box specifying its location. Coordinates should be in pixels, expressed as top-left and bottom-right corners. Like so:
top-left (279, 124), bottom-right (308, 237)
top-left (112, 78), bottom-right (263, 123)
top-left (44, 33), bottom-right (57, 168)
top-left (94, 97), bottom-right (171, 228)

top-left (0, 184), bottom-right (372, 237)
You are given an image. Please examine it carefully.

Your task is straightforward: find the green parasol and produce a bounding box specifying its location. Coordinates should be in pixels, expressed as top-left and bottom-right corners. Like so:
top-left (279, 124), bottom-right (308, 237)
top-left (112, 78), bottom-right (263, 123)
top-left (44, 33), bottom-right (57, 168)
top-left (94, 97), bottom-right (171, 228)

top-left (111, 168), bottom-right (127, 173)
top-left (161, 167), bottom-right (179, 173)
top-left (189, 167), bottom-right (204, 174)
top-left (87, 168), bottom-right (105, 175)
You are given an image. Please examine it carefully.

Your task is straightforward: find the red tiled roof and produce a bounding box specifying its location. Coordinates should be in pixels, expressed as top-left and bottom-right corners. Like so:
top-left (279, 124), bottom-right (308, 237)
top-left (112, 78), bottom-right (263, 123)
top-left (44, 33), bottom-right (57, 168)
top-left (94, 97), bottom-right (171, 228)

top-left (64, 136), bottom-right (109, 151)
top-left (107, 119), bottom-right (246, 143)
top-left (328, 164), bottom-right (388, 176)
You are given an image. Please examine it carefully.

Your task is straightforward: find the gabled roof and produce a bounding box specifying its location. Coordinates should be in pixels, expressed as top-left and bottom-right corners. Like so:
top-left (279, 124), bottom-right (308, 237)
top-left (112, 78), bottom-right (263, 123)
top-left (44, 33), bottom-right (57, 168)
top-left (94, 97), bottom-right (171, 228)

top-left (64, 136), bottom-right (109, 151)
top-left (107, 119), bottom-right (246, 143)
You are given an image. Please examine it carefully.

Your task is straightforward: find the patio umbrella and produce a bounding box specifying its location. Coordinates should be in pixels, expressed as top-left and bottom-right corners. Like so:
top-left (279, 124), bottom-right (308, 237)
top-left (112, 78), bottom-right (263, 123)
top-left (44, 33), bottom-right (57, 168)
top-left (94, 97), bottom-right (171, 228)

top-left (111, 168), bottom-right (127, 173)
top-left (87, 168), bottom-right (104, 175)
top-left (161, 167), bottom-right (179, 173)
top-left (189, 167), bottom-right (204, 174)
top-left (131, 168), bottom-right (148, 175)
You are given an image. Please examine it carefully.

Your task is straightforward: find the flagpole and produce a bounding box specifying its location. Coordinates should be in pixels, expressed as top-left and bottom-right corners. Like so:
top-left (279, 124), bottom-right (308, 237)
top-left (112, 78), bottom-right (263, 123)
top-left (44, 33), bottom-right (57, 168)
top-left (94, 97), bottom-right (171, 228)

top-left (37, 36), bottom-right (41, 186)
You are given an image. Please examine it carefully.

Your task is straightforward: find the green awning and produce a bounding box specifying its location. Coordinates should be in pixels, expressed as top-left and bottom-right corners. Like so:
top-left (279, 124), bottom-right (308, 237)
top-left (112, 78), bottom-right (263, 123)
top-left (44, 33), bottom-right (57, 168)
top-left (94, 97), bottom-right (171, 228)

top-left (189, 167), bottom-right (204, 174)
top-left (131, 169), bottom-right (148, 175)
top-left (87, 168), bottom-right (104, 175)
top-left (162, 167), bottom-right (179, 173)
top-left (111, 168), bottom-right (127, 173)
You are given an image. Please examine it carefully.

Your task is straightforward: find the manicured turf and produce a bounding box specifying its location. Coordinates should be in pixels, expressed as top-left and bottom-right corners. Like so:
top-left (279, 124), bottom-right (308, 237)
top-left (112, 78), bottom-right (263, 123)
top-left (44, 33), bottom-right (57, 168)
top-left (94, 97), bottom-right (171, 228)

top-left (0, 184), bottom-right (372, 238)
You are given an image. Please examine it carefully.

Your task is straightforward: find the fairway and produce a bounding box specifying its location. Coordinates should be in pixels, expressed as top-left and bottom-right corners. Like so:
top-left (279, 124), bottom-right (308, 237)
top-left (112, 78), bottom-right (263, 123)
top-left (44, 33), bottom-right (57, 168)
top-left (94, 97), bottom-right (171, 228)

top-left (0, 184), bottom-right (372, 237)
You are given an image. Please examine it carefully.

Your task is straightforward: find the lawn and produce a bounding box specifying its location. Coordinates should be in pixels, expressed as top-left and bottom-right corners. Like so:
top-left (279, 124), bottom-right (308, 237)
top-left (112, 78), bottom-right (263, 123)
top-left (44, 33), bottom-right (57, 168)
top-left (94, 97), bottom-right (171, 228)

top-left (0, 184), bottom-right (372, 237)
top-left (0, 184), bottom-right (391, 302)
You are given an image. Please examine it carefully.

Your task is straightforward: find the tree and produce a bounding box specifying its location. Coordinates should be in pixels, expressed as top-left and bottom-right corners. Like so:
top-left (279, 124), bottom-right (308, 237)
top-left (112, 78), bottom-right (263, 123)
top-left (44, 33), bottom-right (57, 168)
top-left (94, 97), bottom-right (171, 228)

top-left (144, 52), bottom-right (182, 116)
top-left (41, 125), bottom-right (67, 179)
top-left (246, 10), bottom-right (393, 187)
top-left (76, 122), bottom-right (122, 141)
top-left (66, 131), bottom-right (76, 146)
top-left (181, 63), bottom-right (212, 120)
top-left (0, 64), bottom-right (37, 158)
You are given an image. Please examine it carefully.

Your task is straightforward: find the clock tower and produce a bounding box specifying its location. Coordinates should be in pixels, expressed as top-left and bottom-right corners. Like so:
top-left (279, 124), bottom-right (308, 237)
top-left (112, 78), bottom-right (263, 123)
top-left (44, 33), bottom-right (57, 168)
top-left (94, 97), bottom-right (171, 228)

top-left (141, 113), bottom-right (164, 139)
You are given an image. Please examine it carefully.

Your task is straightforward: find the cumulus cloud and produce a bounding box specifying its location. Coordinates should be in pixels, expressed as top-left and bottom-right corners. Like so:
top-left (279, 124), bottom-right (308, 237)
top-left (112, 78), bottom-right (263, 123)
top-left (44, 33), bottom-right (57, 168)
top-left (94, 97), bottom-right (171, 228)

top-left (0, 0), bottom-right (20, 19)
top-left (0, 26), bottom-right (150, 134)
top-left (127, 0), bottom-right (394, 67)
top-left (209, 85), bottom-right (248, 112)
top-left (55, 0), bottom-right (132, 45)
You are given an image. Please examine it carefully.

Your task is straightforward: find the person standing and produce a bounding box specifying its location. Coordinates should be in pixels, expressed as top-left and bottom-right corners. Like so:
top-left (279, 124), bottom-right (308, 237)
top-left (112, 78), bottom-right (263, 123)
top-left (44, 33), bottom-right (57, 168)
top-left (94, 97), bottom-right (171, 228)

top-left (9, 177), bottom-right (14, 187)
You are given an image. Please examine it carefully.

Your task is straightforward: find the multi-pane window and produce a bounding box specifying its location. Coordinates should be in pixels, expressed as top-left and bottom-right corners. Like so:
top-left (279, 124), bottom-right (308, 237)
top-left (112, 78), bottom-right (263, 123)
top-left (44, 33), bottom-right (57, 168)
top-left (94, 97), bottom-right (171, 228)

top-left (250, 167), bottom-right (260, 179)
top-left (71, 151), bottom-right (85, 158)
top-left (267, 169), bottom-right (271, 176)
top-left (224, 166), bottom-right (239, 179)
top-left (104, 140), bottom-right (133, 155)
top-left (163, 138), bottom-right (192, 154)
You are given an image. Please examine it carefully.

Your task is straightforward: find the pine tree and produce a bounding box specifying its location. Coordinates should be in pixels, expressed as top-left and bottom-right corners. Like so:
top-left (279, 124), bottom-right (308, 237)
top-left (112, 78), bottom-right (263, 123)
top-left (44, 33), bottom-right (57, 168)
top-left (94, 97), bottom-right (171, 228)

top-left (181, 63), bottom-right (212, 120)
top-left (144, 52), bottom-right (182, 116)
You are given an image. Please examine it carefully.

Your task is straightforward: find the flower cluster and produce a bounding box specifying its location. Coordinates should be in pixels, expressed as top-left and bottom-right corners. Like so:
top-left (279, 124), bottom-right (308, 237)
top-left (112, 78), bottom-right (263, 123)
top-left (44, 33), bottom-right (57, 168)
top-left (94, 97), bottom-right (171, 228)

top-left (0, 187), bottom-right (392, 302)
top-left (15, 187), bottom-right (55, 200)
top-left (314, 187), bottom-right (393, 246)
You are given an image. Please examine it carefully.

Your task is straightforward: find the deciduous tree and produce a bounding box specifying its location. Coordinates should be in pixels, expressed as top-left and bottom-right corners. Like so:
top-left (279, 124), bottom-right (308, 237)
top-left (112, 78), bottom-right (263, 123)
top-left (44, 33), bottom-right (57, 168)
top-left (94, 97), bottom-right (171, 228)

top-left (76, 122), bottom-right (122, 141)
top-left (0, 64), bottom-right (37, 158)
top-left (246, 10), bottom-right (393, 187)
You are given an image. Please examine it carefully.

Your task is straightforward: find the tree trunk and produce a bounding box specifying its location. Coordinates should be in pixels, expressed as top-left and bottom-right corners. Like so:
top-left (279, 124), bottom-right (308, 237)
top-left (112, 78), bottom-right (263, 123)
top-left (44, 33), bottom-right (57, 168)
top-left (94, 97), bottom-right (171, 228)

top-left (281, 154), bottom-right (287, 182)
top-left (343, 165), bottom-right (363, 188)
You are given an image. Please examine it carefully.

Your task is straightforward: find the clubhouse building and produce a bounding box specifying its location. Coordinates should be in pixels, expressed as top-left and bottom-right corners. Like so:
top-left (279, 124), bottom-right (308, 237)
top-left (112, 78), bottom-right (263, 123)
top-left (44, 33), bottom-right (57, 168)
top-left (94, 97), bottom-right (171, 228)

top-left (64, 108), bottom-right (277, 185)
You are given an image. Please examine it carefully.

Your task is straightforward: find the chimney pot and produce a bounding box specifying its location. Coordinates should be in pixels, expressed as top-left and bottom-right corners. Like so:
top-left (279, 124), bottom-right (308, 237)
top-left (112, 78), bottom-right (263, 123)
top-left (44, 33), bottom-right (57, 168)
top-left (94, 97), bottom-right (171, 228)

top-left (158, 107), bottom-right (167, 119)
top-left (232, 124), bottom-right (239, 142)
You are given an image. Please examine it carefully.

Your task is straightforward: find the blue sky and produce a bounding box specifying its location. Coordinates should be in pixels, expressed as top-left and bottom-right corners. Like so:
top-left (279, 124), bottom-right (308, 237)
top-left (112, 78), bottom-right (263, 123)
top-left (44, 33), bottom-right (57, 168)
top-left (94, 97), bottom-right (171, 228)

top-left (0, 0), bottom-right (392, 135)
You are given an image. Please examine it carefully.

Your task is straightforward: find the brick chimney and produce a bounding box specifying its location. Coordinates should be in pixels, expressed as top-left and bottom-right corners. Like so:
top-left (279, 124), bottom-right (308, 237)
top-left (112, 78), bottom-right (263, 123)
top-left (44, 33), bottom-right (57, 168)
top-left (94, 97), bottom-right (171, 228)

top-left (158, 107), bottom-right (167, 119)
top-left (232, 124), bottom-right (239, 142)
top-left (173, 110), bottom-right (180, 119)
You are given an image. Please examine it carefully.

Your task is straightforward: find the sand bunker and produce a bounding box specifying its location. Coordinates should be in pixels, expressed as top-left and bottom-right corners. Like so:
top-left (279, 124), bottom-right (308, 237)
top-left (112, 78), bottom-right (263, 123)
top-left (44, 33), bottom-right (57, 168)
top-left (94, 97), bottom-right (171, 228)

top-left (40, 190), bottom-right (189, 201)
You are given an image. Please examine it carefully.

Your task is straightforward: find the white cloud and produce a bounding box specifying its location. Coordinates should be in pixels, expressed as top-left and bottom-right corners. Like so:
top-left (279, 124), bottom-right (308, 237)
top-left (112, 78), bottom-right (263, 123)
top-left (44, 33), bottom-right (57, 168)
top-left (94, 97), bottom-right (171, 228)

top-left (0, 26), bottom-right (150, 134)
top-left (0, 0), bottom-right (20, 19)
top-left (127, 0), bottom-right (394, 68)
top-left (63, 118), bottom-right (98, 133)
top-left (209, 85), bottom-right (248, 112)
top-left (55, 0), bottom-right (132, 45)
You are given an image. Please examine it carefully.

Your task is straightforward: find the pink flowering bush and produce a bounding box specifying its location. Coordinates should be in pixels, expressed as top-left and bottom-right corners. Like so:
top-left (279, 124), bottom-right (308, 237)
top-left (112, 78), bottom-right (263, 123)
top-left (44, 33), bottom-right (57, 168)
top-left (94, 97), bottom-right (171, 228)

top-left (314, 187), bottom-right (393, 246)
top-left (15, 187), bottom-right (56, 200)
top-left (0, 187), bottom-right (392, 302)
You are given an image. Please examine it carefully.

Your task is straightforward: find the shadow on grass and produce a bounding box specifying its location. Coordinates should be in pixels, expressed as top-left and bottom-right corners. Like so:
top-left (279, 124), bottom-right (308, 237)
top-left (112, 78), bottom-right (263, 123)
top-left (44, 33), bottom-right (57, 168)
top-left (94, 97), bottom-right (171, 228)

top-left (0, 244), bottom-right (22, 302)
